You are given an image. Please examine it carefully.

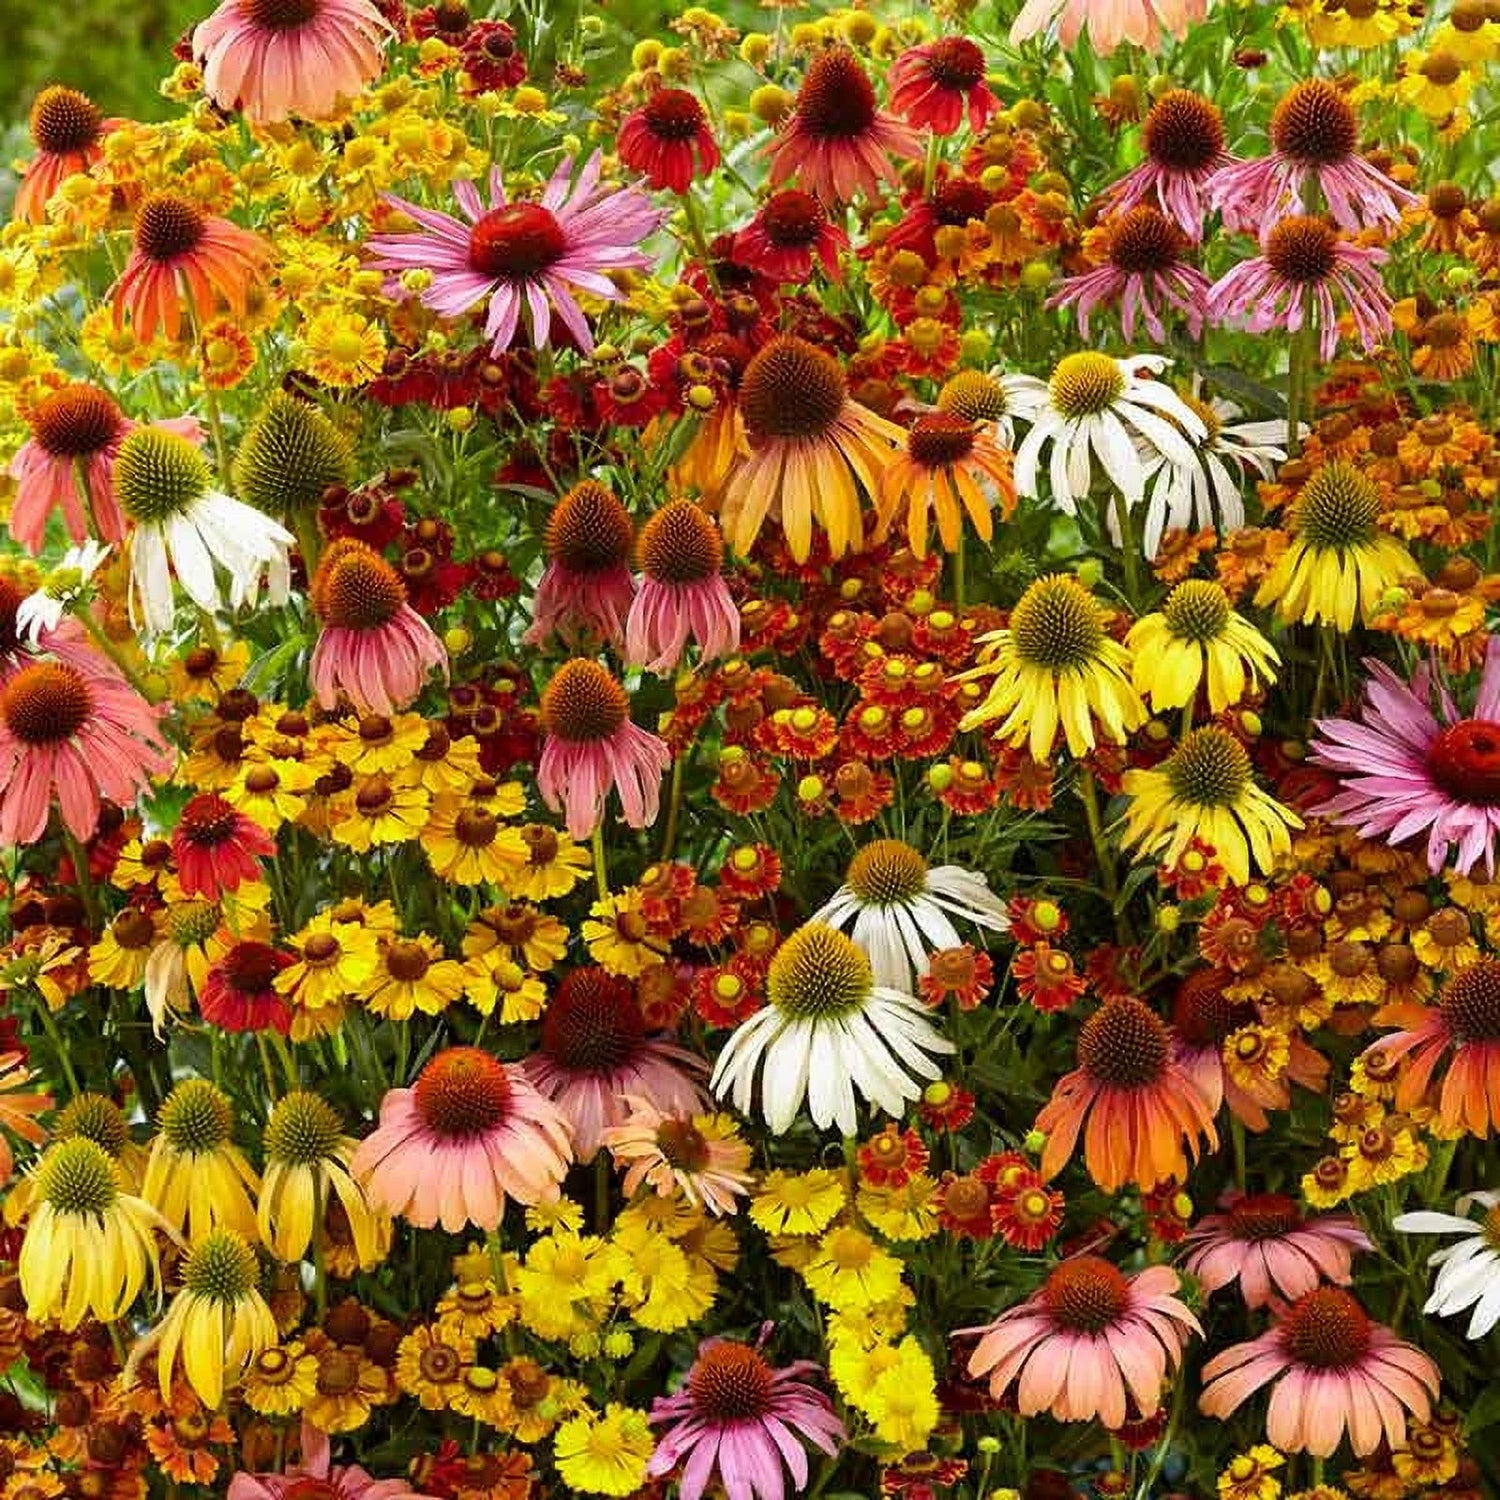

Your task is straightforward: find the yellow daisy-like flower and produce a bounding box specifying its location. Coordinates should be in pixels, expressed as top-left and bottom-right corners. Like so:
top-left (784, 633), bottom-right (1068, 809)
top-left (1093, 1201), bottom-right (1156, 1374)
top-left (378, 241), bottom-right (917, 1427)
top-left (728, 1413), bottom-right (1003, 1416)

top-left (957, 573), bottom-right (1145, 758)
top-left (423, 796), bottom-right (530, 887)
top-left (142, 1080), bottom-right (261, 1244)
top-left (242, 1342), bottom-right (320, 1416)
top-left (553, 1404), bottom-right (655, 1498)
top-left (802, 1225), bottom-right (906, 1310)
top-left (401, 723), bottom-right (486, 796)
top-left (276, 913), bottom-right (381, 1011)
top-left (616, 1232), bottom-right (717, 1332)
top-left (863, 1337), bottom-right (940, 1453)
top-left (1223, 1023), bottom-right (1291, 1093)
top-left (298, 307), bottom-right (387, 388)
top-left (110, 835), bottom-right (176, 892)
top-left (394, 1323), bottom-right (476, 1411)
top-left (89, 906), bottom-right (160, 990)
top-left (447, 1365), bottom-right (514, 1426)
top-left (166, 640), bottom-right (251, 703)
top-left (583, 891), bottom-right (670, 977)
top-left (305, 1339), bottom-right (392, 1434)
top-left (224, 755), bottom-right (318, 832)
top-left (463, 954), bottom-right (547, 1022)
top-left (463, 904), bottom-right (569, 972)
top-left (514, 1233), bottom-right (617, 1341)
top-left (510, 824), bottom-right (593, 901)
top-left (1120, 726), bottom-right (1303, 885)
top-left (360, 934), bottom-right (469, 1020)
top-left (1395, 47), bottom-right (1475, 119)
top-left (1254, 463), bottom-right (1417, 632)
top-left (750, 1169), bottom-right (846, 1236)
top-left (857, 1175), bottom-right (942, 1242)
top-left (1126, 580), bottom-right (1280, 713)
top-left (525, 1196), bottom-right (586, 1235)
top-left (324, 712), bottom-right (429, 776)
top-left (437, 1280), bottom-right (517, 1339)
top-left (1217, 1446), bottom-right (1285, 1500)
top-left (328, 774), bottom-right (431, 853)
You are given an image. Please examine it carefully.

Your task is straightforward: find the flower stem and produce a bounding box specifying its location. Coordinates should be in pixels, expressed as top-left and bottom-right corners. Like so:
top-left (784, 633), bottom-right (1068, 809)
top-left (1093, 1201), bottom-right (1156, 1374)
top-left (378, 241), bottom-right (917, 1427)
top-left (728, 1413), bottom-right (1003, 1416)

top-left (659, 755), bottom-right (685, 862)
top-left (310, 1173), bottom-right (328, 1322)
top-left (680, 189), bottom-right (721, 297)
top-left (591, 824), bottom-right (610, 899)
top-left (78, 610), bottom-right (154, 700)
top-left (1110, 488), bottom-right (1144, 607)
top-left (33, 993), bottom-right (81, 1098)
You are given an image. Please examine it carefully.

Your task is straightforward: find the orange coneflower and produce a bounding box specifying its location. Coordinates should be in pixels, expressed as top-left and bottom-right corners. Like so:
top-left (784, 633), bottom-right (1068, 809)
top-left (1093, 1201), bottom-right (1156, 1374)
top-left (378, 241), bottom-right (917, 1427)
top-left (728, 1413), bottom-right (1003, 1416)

top-left (875, 413), bottom-right (1016, 558)
top-left (13, 87), bottom-right (118, 225)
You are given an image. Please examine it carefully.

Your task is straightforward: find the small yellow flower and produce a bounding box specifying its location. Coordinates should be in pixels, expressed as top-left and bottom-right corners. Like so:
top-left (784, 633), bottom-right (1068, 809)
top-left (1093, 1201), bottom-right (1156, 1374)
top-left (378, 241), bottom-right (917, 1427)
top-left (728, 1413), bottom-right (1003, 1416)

top-left (802, 1226), bottom-right (906, 1310)
top-left (863, 1337), bottom-right (939, 1451)
top-left (328, 774), bottom-right (431, 852)
top-left (423, 797), bottom-right (529, 887)
top-left (242, 1342), bottom-right (320, 1416)
top-left (277, 913), bottom-right (382, 1011)
top-left (584, 891), bottom-right (669, 977)
top-left (1217, 1446), bottom-right (1285, 1500)
top-left (509, 824), bottom-right (592, 901)
top-left (360, 934), bottom-right (469, 1021)
top-left (750, 1169), bottom-right (846, 1236)
top-left (394, 1323), bottom-right (476, 1411)
top-left (553, 1405), bottom-right (655, 1498)
top-left (298, 308), bottom-right (387, 388)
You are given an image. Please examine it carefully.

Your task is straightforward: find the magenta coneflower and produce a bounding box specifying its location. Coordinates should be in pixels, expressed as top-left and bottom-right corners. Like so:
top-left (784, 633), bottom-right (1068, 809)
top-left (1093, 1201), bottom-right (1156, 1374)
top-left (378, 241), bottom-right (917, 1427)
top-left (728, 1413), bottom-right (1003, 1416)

top-left (648, 1335), bottom-right (844, 1500)
top-left (617, 87), bottom-right (720, 194)
top-left (733, 190), bottom-right (847, 284)
top-left (1049, 205), bottom-right (1209, 342)
top-left (625, 500), bottom-right (739, 674)
top-left (1310, 644), bottom-right (1500, 876)
top-left (1183, 1192), bottom-right (1372, 1309)
top-left (194, 0), bottom-right (394, 124)
top-left (524, 480), bottom-right (636, 650)
top-left (13, 87), bottom-right (117, 225)
top-left (199, 940), bottom-right (293, 1035)
top-left (230, 1447), bottom-right (436, 1500)
top-left (1206, 215), bottom-right (1391, 363)
top-left (1199, 1286), bottom-right (1439, 1456)
top-left (536, 659), bottom-right (673, 839)
top-left (1206, 79), bottom-right (1419, 232)
top-left (765, 49), bottom-right (921, 205)
top-left (172, 793), bottom-right (276, 899)
top-left (964, 1258), bottom-right (1200, 1426)
top-left (521, 967), bottom-right (707, 1160)
top-left (351, 1046), bottom-right (573, 1233)
top-left (887, 37), bottom-right (999, 136)
top-left (1102, 89), bottom-right (1235, 240)
top-left (365, 153), bottom-right (666, 355)
top-left (309, 539), bottom-right (447, 715)
top-left (0, 656), bottom-right (170, 845)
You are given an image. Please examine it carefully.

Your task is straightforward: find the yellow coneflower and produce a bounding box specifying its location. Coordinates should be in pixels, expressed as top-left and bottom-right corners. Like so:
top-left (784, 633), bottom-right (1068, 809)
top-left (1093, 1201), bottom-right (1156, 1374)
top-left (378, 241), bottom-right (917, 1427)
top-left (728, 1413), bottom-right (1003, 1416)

top-left (142, 1079), bottom-right (260, 1243)
top-left (1120, 725), bottom-right (1303, 884)
top-left (1126, 580), bottom-right (1280, 713)
top-left (874, 413), bottom-right (1016, 557)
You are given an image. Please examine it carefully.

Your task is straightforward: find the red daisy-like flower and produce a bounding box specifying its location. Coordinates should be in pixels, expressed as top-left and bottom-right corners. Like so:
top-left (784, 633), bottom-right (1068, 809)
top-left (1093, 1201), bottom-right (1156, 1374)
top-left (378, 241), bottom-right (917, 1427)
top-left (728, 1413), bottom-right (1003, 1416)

top-left (199, 940), bottom-right (293, 1034)
top-left (172, 792), bottom-right (276, 900)
top-left (618, 87), bottom-right (720, 194)
top-left (857, 1125), bottom-right (930, 1188)
top-left (1012, 942), bottom-right (1087, 1014)
top-left (918, 945), bottom-right (995, 1010)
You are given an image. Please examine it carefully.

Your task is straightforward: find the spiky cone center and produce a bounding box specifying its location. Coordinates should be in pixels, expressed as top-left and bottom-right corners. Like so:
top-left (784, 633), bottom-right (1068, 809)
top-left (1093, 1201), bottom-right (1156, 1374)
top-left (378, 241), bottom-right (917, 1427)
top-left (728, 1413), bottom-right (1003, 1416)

top-left (1042, 1256), bottom-right (1130, 1333)
top-left (922, 35), bottom-right (986, 88)
top-left (29, 384), bottom-right (123, 458)
top-left (655, 1116), bottom-right (711, 1171)
top-left (468, 203), bottom-right (567, 281)
top-left (1281, 1287), bottom-right (1372, 1368)
top-left (541, 968), bottom-right (644, 1072)
top-left (939, 370), bottom-right (1008, 423)
top-left (1, 663), bottom-right (91, 745)
top-left (1077, 997), bottom-right (1171, 1087)
top-left (1107, 205), bottom-right (1185, 274)
top-left (1048, 352), bottom-right (1125, 418)
top-left (1293, 462), bottom-right (1381, 550)
top-left (234, 391), bottom-right (352, 518)
top-left (30, 85), bottom-right (104, 154)
top-left (1439, 960), bottom-right (1500, 1042)
top-left (1172, 970), bottom-right (1254, 1046)
top-left (758, 189), bottom-right (827, 248)
top-left (907, 412), bottom-right (979, 467)
top-left (1271, 79), bottom-right (1359, 166)
top-left (795, 49), bottom-right (878, 139)
top-left (1165, 726), bottom-right (1253, 808)
top-left (55, 1093), bottom-right (130, 1156)
top-left (1141, 89), bottom-right (1225, 171)
top-left (183, 1229), bottom-right (260, 1303)
top-left (540, 659), bottom-right (629, 743)
top-left (1265, 215), bottom-right (1339, 284)
top-left (313, 542), bottom-right (407, 629)
top-left (115, 428), bottom-right (211, 524)
top-left (178, 793), bottom-right (243, 849)
top-left (1162, 580), bottom-right (1232, 641)
top-left (413, 1047), bottom-right (513, 1138)
top-left (1428, 720), bottom-right (1500, 806)
top-left (1227, 1192), bottom-right (1304, 1241)
top-left (39, 1137), bottom-right (119, 1216)
top-left (739, 335), bottom-right (847, 442)
top-left (846, 838), bottom-right (929, 904)
top-left (639, 500), bottom-right (723, 584)
top-left (687, 1342), bottom-right (775, 1420)
top-left (134, 193), bottom-right (208, 263)
top-left (264, 1090), bottom-right (343, 1166)
top-left (245, 0), bottom-right (323, 25)
top-left (641, 87), bottom-right (707, 140)
top-left (546, 481), bottom-right (634, 573)
top-left (159, 1079), bottom-right (235, 1154)
top-left (1010, 574), bottom-right (1106, 670)
top-left (768, 923), bottom-right (873, 1020)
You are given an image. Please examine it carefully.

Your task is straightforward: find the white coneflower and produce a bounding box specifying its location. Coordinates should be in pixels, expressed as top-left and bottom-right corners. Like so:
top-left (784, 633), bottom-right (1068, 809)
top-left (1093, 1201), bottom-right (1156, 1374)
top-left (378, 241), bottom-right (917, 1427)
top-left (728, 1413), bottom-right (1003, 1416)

top-left (16, 541), bottom-right (111, 644)
top-left (1394, 1191), bottom-right (1500, 1340)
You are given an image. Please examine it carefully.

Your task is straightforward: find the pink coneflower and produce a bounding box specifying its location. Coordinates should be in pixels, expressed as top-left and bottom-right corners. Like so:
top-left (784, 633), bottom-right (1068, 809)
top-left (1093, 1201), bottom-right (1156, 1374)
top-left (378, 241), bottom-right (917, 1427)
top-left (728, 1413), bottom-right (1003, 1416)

top-left (1008, 0), bottom-right (1205, 55)
top-left (13, 87), bottom-right (117, 225)
top-left (524, 480), bottom-right (636, 650)
top-left (1048, 205), bottom-right (1209, 342)
top-left (887, 37), bottom-right (999, 136)
top-left (536, 659), bottom-right (673, 839)
top-left (1102, 89), bottom-right (1235, 241)
top-left (194, 0), bottom-right (393, 124)
top-left (765, 49), bottom-right (921, 205)
top-left (351, 1046), bottom-right (573, 1232)
top-left (964, 1258), bottom-right (1200, 1427)
top-left (172, 793), bottom-right (275, 899)
top-left (199, 940), bottom-right (293, 1034)
top-left (648, 1335), bottom-right (844, 1500)
top-left (229, 1425), bottom-right (437, 1500)
top-left (521, 967), bottom-right (707, 1160)
top-left (733, 191), bottom-right (847, 284)
top-left (1198, 1286), bottom-right (1439, 1456)
top-left (625, 500), bottom-right (739, 674)
top-left (365, 153), bottom-right (666, 355)
top-left (1206, 215), bottom-right (1391, 363)
top-left (309, 539), bottom-right (448, 714)
top-left (0, 656), bottom-right (170, 845)
top-left (110, 193), bottom-right (269, 344)
top-left (1183, 1192), bottom-right (1372, 1309)
top-left (1206, 79), bottom-right (1418, 232)
top-left (617, 87), bottom-right (719, 193)
top-left (1310, 644), bottom-right (1500, 876)
top-left (600, 1095), bottom-right (754, 1216)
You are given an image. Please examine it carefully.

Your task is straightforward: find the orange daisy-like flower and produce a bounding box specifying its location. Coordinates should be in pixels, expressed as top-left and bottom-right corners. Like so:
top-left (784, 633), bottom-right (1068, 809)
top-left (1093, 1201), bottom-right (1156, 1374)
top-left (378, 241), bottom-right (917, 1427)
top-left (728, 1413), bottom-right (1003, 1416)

top-left (875, 415), bottom-right (1016, 558)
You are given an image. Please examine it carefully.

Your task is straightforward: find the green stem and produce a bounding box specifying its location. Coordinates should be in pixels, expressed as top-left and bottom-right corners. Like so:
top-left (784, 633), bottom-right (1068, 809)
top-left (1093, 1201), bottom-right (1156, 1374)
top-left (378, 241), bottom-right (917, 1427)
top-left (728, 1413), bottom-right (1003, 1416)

top-left (591, 824), bottom-right (609, 899)
top-left (1110, 488), bottom-right (1144, 605)
top-left (953, 528), bottom-right (967, 608)
top-left (1231, 1115), bottom-right (1248, 1193)
top-left (659, 756), bottom-right (685, 862)
top-left (310, 1173), bottom-right (328, 1322)
top-left (33, 995), bottom-right (81, 1097)
top-left (78, 610), bottom-right (154, 700)
top-left (680, 190), bottom-right (721, 296)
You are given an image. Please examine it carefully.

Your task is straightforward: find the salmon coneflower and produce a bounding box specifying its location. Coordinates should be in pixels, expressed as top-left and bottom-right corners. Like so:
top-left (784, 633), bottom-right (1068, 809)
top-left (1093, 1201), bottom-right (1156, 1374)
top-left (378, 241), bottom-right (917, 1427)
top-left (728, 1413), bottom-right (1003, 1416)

top-left (599, 1096), bottom-right (754, 1216)
top-left (1008, 0), bottom-right (1206, 54)
top-left (537, 659), bottom-right (672, 840)
top-left (625, 500), bottom-right (739, 674)
top-left (617, 87), bottom-right (720, 193)
top-left (1103, 89), bottom-right (1235, 241)
top-left (110, 192), bottom-right (269, 344)
top-left (524, 481), bottom-right (636, 650)
top-left (309, 539), bottom-right (448, 714)
top-left (887, 37), bottom-right (1000, 136)
top-left (172, 792), bottom-right (276, 899)
top-left (193, 0), bottom-right (394, 124)
top-left (875, 412), bottom-right (1017, 558)
top-left (963, 1258), bottom-right (1200, 1426)
top-left (765, 49), bottom-right (921, 205)
top-left (13, 86), bottom-right (117, 225)
top-left (351, 1045), bottom-right (574, 1233)
top-left (720, 335), bottom-right (904, 563)
top-left (733, 191), bottom-right (847, 284)
top-left (1199, 1287), bottom-right (1439, 1456)
top-left (1034, 996), bottom-right (1219, 1191)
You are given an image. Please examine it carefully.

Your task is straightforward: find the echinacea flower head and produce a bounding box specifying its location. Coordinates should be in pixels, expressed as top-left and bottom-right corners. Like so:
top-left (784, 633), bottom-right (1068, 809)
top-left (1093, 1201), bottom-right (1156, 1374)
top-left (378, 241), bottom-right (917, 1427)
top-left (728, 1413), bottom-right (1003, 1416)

top-left (647, 1337), bottom-right (845, 1500)
top-left (887, 37), bottom-right (999, 136)
top-left (16, 541), bottom-right (112, 645)
top-left (1253, 461), bottom-right (1416, 631)
top-left (626, 500), bottom-right (740, 674)
top-left (734, 191), bottom-right (848, 284)
top-left (366, 154), bottom-right (666, 356)
top-left (600, 1097), bottom-right (754, 1216)
top-left (1103, 89), bottom-right (1235, 240)
top-left (875, 414), bottom-right (1016, 558)
top-left (765, 49), bottom-right (921, 205)
top-left (351, 1045), bottom-right (574, 1233)
top-left (1127, 581), bottom-right (1280, 713)
top-left (1310, 644), bottom-right (1500, 875)
top-left (1394, 1191), bottom-right (1500, 1340)
top-left (537, 659), bottom-right (673, 839)
top-left (1008, 0), bottom-right (1206, 53)
top-left (525, 480), bottom-right (636, 650)
top-left (9, 384), bottom-right (127, 553)
top-left (617, 87), bottom-right (720, 193)
top-left (193, 0), bottom-right (394, 124)
top-left (720, 335), bottom-right (905, 564)
top-left (229, 1456), bottom-right (437, 1500)
top-left (143, 1078), bottom-right (261, 1242)
top-left (710, 922), bottom-right (954, 1136)
top-left (957, 573), bottom-right (1145, 760)
top-left (1199, 1286), bottom-right (1439, 1456)
top-left (13, 85), bottom-right (116, 224)
top-left (964, 1259), bottom-right (1200, 1425)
